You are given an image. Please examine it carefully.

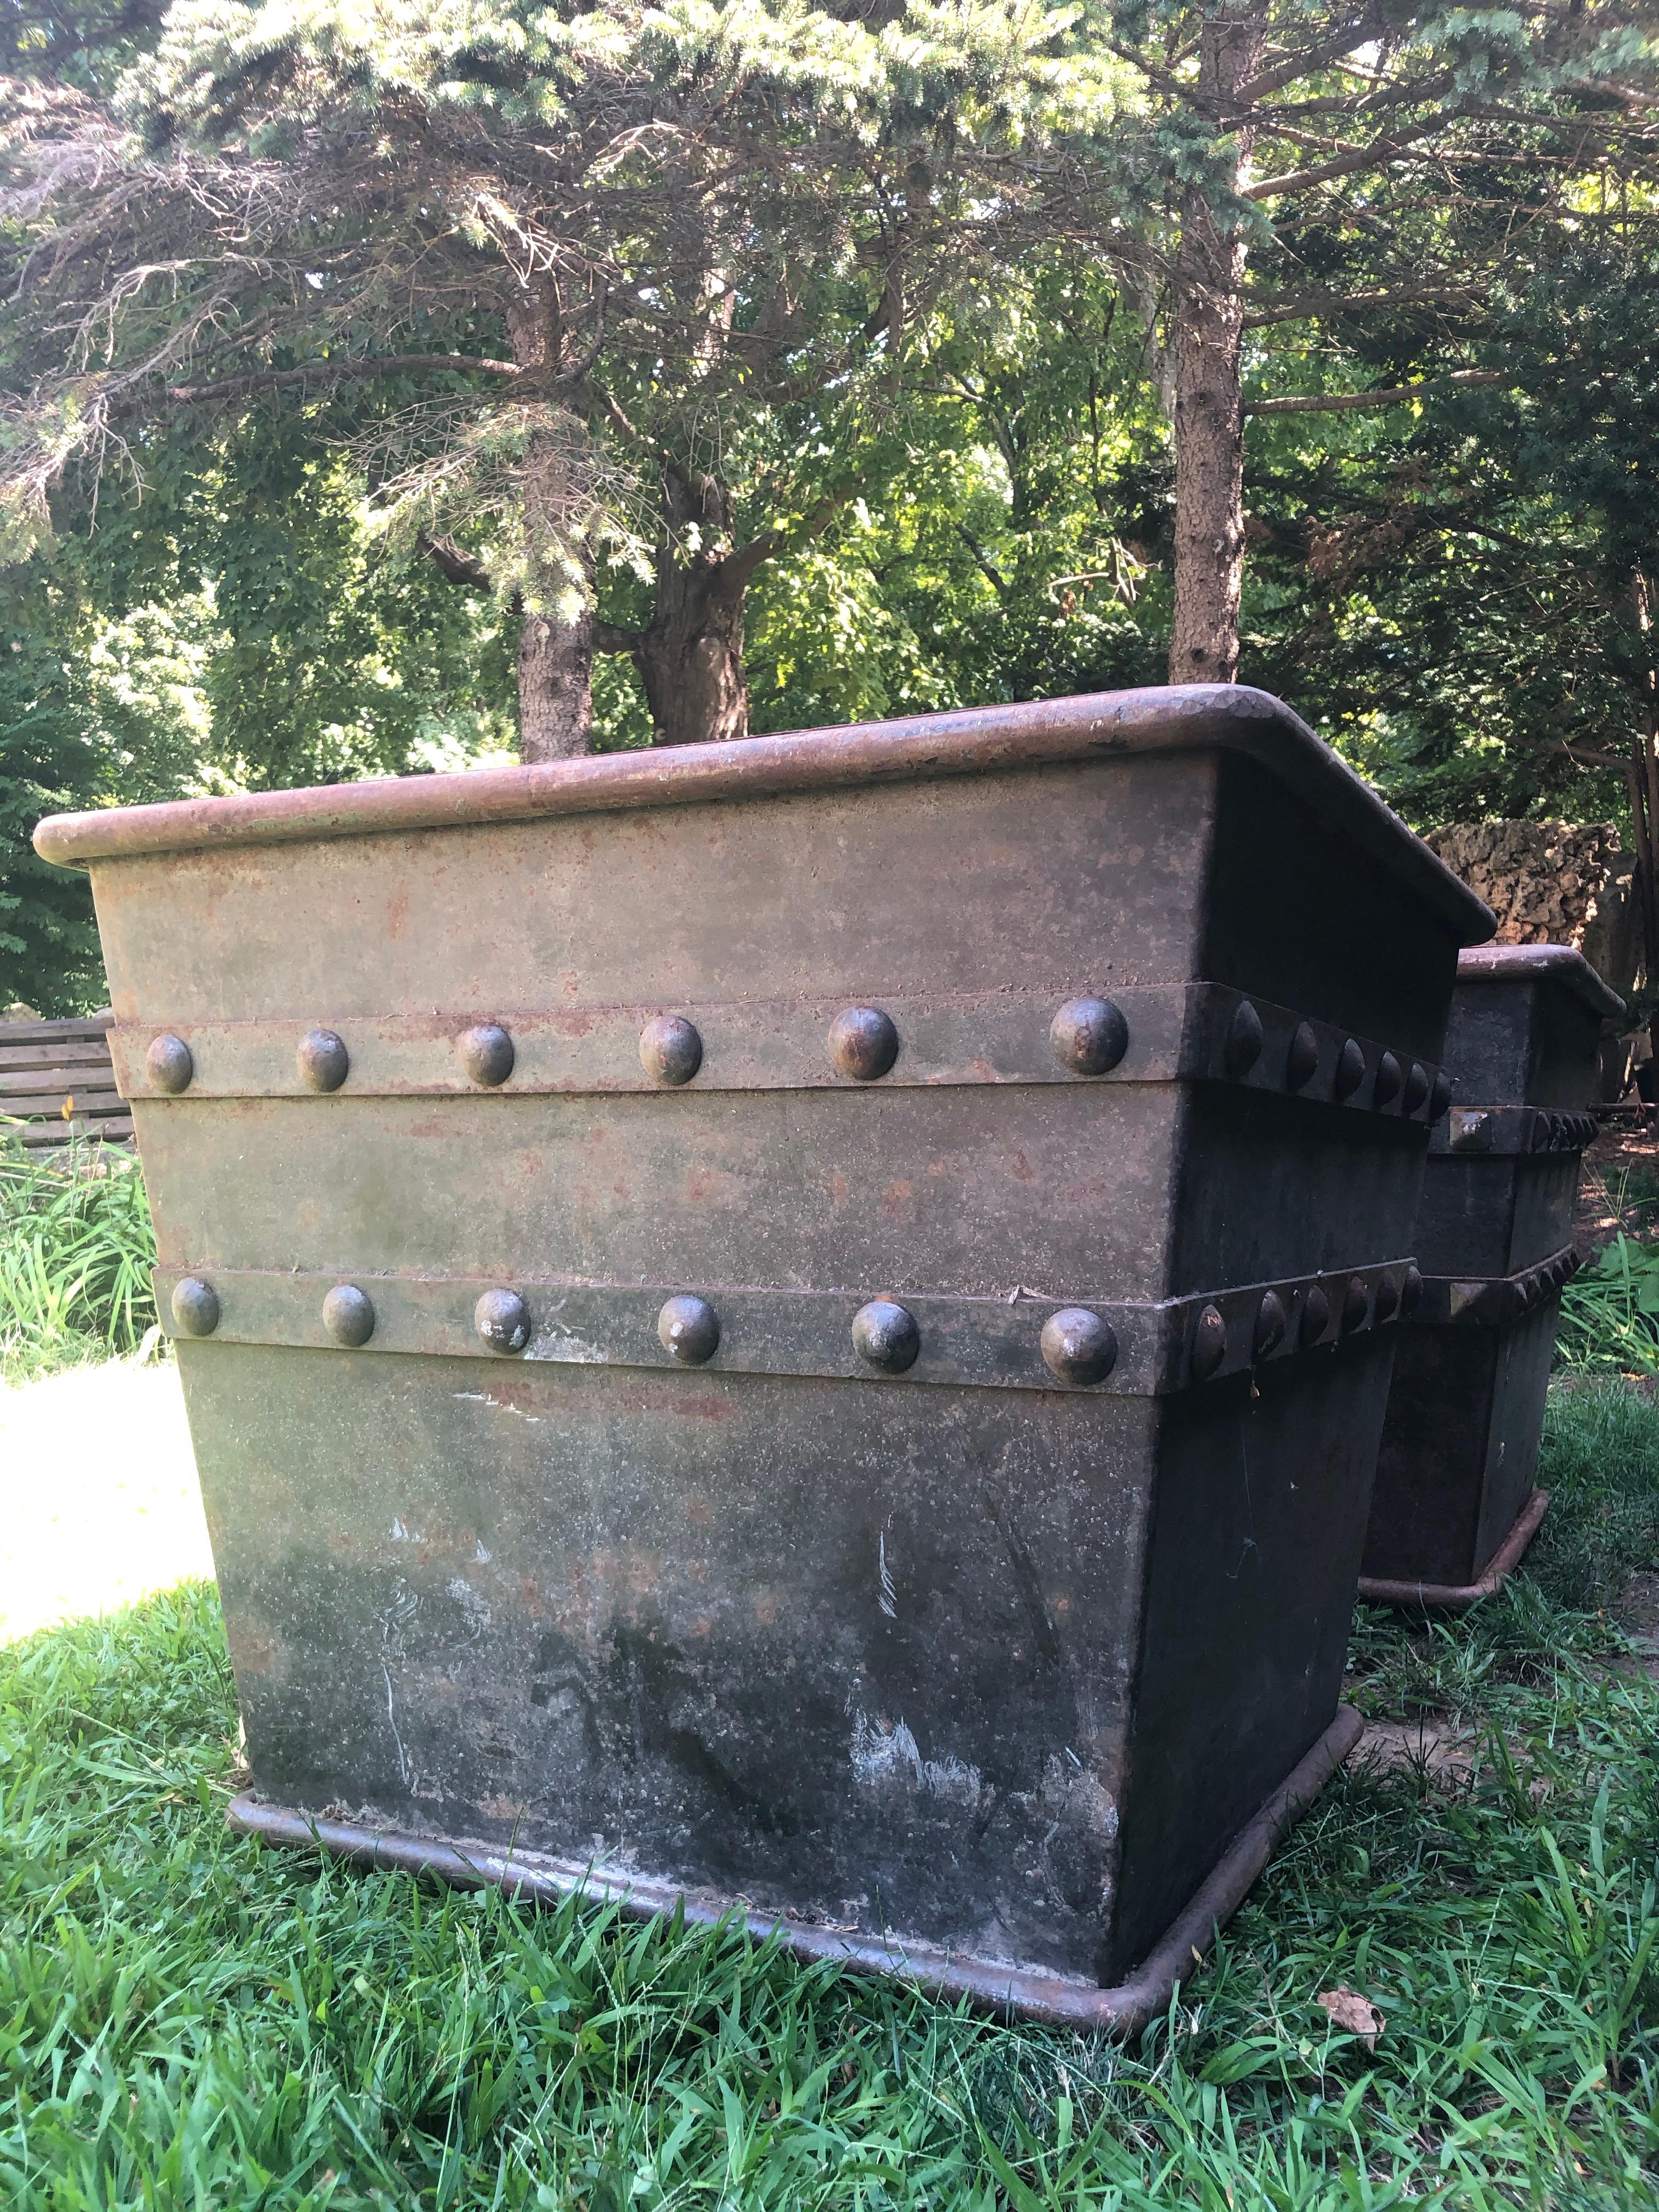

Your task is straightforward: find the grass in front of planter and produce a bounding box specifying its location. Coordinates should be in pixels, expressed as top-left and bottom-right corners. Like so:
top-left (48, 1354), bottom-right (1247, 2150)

top-left (2, 1381), bottom-right (1657, 2208)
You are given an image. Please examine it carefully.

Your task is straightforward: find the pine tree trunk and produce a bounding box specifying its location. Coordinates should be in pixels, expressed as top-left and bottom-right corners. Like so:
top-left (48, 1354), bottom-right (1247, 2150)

top-left (631, 461), bottom-right (751, 747)
top-left (1168, 6), bottom-right (1266, 687)
top-left (508, 285), bottom-right (594, 763)
top-left (517, 420), bottom-right (594, 761)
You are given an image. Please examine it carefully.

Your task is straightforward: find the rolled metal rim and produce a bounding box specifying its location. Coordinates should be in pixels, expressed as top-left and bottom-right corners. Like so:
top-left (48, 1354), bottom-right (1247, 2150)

top-left (31, 687), bottom-right (1494, 942)
top-left (225, 1706), bottom-right (1362, 2031)
top-left (1453, 943), bottom-right (1625, 1022)
top-left (1357, 1489), bottom-right (1550, 1612)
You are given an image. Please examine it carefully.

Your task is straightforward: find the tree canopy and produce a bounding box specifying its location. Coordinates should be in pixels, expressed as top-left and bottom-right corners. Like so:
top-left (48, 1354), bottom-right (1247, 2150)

top-left (2, 0), bottom-right (1658, 1012)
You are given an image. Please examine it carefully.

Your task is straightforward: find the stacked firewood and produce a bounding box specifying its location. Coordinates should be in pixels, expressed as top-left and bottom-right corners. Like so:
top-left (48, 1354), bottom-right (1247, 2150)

top-left (1424, 821), bottom-right (1639, 994)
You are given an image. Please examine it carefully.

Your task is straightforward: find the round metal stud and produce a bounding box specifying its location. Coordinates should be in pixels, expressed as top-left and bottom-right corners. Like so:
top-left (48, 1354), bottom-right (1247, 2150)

top-left (1428, 1071), bottom-right (1452, 1122)
top-left (1334, 1038), bottom-right (1366, 1101)
top-left (1039, 1307), bottom-right (1118, 1386)
top-left (1373, 1051), bottom-right (1403, 1109)
top-left (828, 1007), bottom-right (899, 1082)
top-left (459, 1023), bottom-right (515, 1087)
top-left (1401, 1266), bottom-right (1424, 1317)
top-left (1254, 1289), bottom-right (1288, 1358)
top-left (146, 1033), bottom-right (194, 1094)
top-left (170, 1276), bottom-right (219, 1337)
top-left (1049, 997), bottom-right (1128, 1078)
top-left (1223, 1000), bottom-right (1264, 1078)
top-left (475, 1288), bottom-right (531, 1355)
top-left (322, 1284), bottom-right (375, 1347)
top-left (658, 1294), bottom-right (720, 1365)
top-left (851, 1297), bottom-right (920, 1374)
top-left (1403, 1061), bottom-right (1430, 1115)
top-left (640, 1013), bottom-right (703, 1087)
top-left (298, 1029), bottom-right (349, 1093)
top-left (1191, 1303), bottom-right (1229, 1380)
top-left (1285, 1022), bottom-right (1319, 1093)
top-left (1341, 1276), bottom-right (1370, 1334)
top-left (1301, 1284), bottom-right (1331, 1345)
top-left (1374, 1274), bottom-right (1401, 1323)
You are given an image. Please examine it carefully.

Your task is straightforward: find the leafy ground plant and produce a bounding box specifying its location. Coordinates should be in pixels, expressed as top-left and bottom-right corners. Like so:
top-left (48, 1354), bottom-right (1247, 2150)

top-left (0, 1130), bottom-right (157, 1380)
top-left (1, 1378), bottom-right (1657, 2205)
top-left (1558, 1234), bottom-right (1659, 1376)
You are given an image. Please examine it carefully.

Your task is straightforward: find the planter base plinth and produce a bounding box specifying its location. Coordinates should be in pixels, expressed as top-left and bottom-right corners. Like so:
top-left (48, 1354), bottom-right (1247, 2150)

top-left (229, 1705), bottom-right (1362, 2033)
top-left (1357, 1489), bottom-right (1549, 1612)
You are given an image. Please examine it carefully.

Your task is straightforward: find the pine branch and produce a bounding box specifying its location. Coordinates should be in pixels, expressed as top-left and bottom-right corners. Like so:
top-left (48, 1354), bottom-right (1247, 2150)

top-left (1245, 370), bottom-right (1503, 413)
top-left (1247, 110), bottom-right (1469, 199)
top-left (418, 533), bottom-right (495, 593)
top-left (149, 352), bottom-right (524, 411)
top-left (1243, 279), bottom-right (1482, 327)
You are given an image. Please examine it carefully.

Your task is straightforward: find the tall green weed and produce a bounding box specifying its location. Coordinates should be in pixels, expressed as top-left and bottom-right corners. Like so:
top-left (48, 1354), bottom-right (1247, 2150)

top-left (0, 1130), bottom-right (157, 1380)
top-left (1557, 1232), bottom-right (1659, 1375)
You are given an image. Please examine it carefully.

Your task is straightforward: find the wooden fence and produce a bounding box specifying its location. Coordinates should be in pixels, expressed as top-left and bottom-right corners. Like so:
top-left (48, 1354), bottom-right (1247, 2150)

top-left (0, 1014), bottom-right (129, 1148)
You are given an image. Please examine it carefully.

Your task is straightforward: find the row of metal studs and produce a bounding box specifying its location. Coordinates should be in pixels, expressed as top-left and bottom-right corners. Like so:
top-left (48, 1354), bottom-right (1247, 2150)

top-left (167, 1267), bottom-right (1425, 1385)
top-left (141, 995), bottom-right (1449, 1112)
top-left (1435, 1246), bottom-right (1582, 1326)
top-left (1451, 1106), bottom-right (1601, 1159)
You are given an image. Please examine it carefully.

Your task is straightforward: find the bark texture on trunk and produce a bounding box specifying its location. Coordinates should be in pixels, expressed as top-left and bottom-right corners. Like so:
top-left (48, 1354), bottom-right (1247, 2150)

top-left (1169, 6), bottom-right (1266, 687)
top-left (605, 460), bottom-right (753, 747)
top-left (509, 284), bottom-right (594, 762)
top-left (517, 419), bottom-right (594, 761)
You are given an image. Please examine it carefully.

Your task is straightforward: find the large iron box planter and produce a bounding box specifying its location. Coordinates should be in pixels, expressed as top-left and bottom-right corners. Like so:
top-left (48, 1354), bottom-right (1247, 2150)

top-left (39, 686), bottom-right (1491, 2026)
top-left (1362, 945), bottom-right (1621, 1609)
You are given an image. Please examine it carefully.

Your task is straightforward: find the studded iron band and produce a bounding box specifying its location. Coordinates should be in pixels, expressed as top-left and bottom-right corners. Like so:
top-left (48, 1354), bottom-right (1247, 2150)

top-left (157, 1258), bottom-right (1422, 1400)
top-left (119, 982), bottom-right (1448, 1120)
top-left (1410, 1245), bottom-right (1581, 1328)
top-left (1428, 1107), bottom-right (1598, 1158)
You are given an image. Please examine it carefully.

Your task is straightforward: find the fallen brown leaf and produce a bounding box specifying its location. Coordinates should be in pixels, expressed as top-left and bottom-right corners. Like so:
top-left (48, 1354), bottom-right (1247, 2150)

top-left (1317, 1986), bottom-right (1385, 2048)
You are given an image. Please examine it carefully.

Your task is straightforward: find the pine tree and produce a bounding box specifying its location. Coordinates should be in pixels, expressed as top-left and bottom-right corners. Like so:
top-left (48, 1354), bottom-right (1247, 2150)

top-left (1, 0), bottom-right (1126, 755)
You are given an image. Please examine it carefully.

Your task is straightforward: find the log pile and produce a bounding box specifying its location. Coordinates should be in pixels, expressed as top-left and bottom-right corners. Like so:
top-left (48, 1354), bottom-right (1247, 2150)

top-left (1424, 820), bottom-right (1640, 996)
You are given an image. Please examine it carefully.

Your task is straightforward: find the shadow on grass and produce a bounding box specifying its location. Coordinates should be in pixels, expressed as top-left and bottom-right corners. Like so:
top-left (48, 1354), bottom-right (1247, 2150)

top-left (2, 1384), bottom-right (1657, 2207)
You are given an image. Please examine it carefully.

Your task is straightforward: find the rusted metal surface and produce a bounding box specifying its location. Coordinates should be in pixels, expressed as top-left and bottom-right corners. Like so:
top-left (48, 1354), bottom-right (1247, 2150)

top-left (1365, 945), bottom-right (1616, 1600)
top-left (154, 1257), bottom-right (1419, 1395)
top-left (42, 687), bottom-right (1488, 2007)
top-left (1358, 1492), bottom-right (1549, 1613)
top-left (34, 685), bottom-right (1493, 940)
top-left (105, 984), bottom-right (1447, 1114)
top-left (229, 1705), bottom-right (1364, 2030)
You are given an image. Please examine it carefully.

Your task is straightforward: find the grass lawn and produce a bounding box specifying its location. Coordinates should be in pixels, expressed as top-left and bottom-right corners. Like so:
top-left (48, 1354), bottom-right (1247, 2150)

top-left (1, 1375), bottom-right (1657, 2208)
